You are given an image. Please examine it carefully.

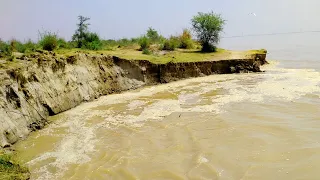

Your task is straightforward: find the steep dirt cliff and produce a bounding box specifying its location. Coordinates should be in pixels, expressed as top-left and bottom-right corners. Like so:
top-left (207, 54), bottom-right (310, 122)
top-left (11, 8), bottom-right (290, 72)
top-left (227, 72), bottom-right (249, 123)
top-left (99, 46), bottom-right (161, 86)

top-left (0, 52), bottom-right (267, 147)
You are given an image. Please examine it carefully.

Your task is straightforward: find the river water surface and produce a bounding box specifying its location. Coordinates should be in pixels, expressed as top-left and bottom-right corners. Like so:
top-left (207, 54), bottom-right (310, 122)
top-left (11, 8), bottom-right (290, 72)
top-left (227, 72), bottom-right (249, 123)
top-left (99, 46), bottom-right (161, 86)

top-left (14, 58), bottom-right (320, 179)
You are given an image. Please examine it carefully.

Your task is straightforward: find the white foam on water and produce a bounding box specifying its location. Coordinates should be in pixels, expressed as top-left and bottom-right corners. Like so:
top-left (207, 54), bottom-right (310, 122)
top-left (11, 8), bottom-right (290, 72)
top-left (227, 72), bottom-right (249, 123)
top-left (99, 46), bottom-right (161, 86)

top-left (97, 99), bottom-right (182, 128)
top-left (184, 62), bottom-right (320, 112)
top-left (197, 155), bottom-right (209, 164)
top-left (27, 111), bottom-right (100, 180)
top-left (127, 100), bottom-right (147, 110)
top-left (178, 93), bottom-right (201, 104)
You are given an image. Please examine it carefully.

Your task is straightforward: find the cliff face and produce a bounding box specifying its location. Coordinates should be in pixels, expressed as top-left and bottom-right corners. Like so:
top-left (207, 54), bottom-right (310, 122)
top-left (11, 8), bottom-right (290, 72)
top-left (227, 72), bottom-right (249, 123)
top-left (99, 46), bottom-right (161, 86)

top-left (0, 53), bottom-right (267, 147)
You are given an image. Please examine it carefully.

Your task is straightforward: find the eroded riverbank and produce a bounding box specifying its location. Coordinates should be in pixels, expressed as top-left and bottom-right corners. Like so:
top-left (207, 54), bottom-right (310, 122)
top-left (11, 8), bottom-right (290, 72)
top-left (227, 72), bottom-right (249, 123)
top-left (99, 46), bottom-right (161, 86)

top-left (0, 51), bottom-right (266, 147)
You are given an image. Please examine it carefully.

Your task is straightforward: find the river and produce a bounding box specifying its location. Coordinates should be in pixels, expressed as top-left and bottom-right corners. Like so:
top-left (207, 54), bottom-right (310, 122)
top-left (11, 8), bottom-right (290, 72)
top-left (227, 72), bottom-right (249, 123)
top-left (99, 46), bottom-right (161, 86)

top-left (14, 35), bottom-right (320, 180)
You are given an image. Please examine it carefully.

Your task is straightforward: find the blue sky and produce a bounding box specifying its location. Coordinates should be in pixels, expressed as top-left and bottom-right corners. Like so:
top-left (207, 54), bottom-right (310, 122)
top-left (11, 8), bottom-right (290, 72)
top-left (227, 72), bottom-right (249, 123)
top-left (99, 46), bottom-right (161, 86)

top-left (1, 0), bottom-right (320, 55)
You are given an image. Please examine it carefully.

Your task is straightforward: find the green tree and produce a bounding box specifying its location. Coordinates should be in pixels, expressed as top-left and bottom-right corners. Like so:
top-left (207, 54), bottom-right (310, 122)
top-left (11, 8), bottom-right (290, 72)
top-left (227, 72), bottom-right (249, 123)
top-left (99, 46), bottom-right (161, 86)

top-left (72, 15), bottom-right (91, 48)
top-left (191, 12), bottom-right (225, 52)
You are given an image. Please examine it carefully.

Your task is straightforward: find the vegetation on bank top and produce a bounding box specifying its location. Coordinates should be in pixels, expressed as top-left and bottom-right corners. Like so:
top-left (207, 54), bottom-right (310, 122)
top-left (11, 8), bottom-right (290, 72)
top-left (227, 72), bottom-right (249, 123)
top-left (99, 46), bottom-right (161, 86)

top-left (0, 12), bottom-right (231, 61)
top-left (0, 11), bottom-right (267, 65)
top-left (0, 152), bottom-right (29, 180)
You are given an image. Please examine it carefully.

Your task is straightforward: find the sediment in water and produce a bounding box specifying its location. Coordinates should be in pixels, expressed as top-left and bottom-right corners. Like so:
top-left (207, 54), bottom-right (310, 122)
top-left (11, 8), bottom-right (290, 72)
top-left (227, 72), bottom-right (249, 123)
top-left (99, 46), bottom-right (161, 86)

top-left (0, 52), bottom-right (267, 147)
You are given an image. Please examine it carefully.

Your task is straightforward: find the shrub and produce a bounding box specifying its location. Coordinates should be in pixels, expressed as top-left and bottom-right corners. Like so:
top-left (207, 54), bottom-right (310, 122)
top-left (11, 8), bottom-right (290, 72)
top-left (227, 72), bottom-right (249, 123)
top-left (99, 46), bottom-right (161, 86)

top-left (9, 39), bottom-right (29, 53)
top-left (24, 40), bottom-right (38, 53)
top-left (0, 39), bottom-right (38, 56)
top-left (15, 41), bottom-right (28, 53)
top-left (85, 32), bottom-right (100, 43)
top-left (39, 31), bottom-right (58, 51)
top-left (101, 39), bottom-right (117, 50)
top-left (0, 41), bottom-right (11, 57)
top-left (57, 38), bottom-right (69, 49)
top-left (10, 40), bottom-right (17, 52)
top-left (84, 41), bottom-right (103, 50)
top-left (158, 35), bottom-right (166, 44)
top-left (191, 11), bottom-right (225, 52)
top-left (82, 32), bottom-right (103, 50)
top-left (139, 36), bottom-right (150, 50)
top-left (102, 39), bottom-right (117, 47)
top-left (162, 36), bottom-right (180, 51)
top-left (179, 29), bottom-right (194, 49)
top-left (146, 27), bottom-right (160, 43)
top-left (130, 38), bottom-right (139, 44)
top-left (67, 41), bottom-right (77, 49)
top-left (16, 43), bottom-right (26, 53)
top-left (142, 48), bottom-right (151, 55)
top-left (117, 38), bottom-right (129, 47)
top-left (180, 39), bottom-right (194, 49)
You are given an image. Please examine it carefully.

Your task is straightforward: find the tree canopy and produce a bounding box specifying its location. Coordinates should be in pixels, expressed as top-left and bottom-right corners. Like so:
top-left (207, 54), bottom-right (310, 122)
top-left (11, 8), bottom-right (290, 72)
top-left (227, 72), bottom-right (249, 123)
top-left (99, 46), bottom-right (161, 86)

top-left (191, 12), bottom-right (225, 52)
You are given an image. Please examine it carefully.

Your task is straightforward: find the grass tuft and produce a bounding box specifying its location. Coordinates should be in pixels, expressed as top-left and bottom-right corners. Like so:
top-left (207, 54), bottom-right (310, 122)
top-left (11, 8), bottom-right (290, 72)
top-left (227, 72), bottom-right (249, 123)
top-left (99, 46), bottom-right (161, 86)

top-left (0, 152), bottom-right (30, 180)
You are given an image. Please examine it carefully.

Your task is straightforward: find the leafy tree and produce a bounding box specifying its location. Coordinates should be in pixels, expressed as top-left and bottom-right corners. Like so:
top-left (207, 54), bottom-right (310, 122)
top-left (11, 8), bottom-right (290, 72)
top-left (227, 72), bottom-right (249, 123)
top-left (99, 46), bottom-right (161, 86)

top-left (191, 12), bottom-right (225, 52)
top-left (72, 16), bottom-right (91, 48)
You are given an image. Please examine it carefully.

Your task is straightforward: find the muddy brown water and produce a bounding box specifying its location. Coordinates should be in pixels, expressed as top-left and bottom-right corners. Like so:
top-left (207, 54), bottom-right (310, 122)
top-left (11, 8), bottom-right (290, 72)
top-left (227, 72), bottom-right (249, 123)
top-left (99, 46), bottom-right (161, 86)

top-left (14, 61), bottom-right (320, 180)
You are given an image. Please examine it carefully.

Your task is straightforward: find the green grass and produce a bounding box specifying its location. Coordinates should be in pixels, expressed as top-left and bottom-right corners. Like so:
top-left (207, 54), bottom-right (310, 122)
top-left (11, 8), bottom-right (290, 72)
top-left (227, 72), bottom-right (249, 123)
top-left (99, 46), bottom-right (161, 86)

top-left (0, 152), bottom-right (30, 180)
top-left (55, 47), bottom-right (262, 64)
top-left (0, 47), bottom-right (266, 68)
top-left (247, 49), bottom-right (267, 54)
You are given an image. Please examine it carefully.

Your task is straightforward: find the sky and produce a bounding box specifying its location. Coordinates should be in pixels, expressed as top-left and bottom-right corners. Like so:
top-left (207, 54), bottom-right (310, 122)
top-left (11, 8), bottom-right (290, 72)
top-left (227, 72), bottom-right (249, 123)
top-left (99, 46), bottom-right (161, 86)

top-left (1, 0), bottom-right (320, 59)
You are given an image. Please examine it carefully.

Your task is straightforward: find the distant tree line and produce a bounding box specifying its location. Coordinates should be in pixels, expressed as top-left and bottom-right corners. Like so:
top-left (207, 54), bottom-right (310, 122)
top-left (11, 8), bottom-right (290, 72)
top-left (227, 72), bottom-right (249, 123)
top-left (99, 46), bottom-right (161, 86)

top-left (0, 12), bottom-right (225, 58)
